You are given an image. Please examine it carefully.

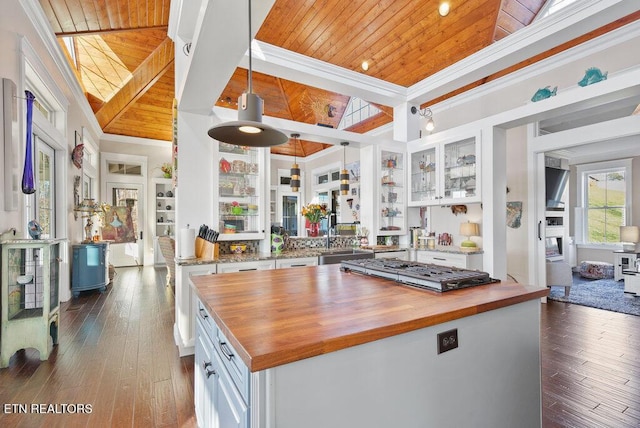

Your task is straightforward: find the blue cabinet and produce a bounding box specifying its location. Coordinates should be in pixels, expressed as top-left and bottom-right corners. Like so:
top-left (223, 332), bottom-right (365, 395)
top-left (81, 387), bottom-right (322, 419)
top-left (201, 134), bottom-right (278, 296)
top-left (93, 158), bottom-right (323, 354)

top-left (71, 242), bottom-right (109, 298)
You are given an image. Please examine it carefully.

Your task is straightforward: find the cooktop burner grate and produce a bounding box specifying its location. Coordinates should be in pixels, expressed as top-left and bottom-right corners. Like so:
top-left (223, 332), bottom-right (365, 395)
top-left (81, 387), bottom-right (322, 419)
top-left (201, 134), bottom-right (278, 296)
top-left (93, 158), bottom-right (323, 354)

top-left (340, 258), bottom-right (499, 292)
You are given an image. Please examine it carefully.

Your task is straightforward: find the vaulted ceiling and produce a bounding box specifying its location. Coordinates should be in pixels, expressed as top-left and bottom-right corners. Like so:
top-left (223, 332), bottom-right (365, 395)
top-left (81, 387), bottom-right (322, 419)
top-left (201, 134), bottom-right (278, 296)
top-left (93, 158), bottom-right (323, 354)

top-left (38, 0), bottom-right (635, 157)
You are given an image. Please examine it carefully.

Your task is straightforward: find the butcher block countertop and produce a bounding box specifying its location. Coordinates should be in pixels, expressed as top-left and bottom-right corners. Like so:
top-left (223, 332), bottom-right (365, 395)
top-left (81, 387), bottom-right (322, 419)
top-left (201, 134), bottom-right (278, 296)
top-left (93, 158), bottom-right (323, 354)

top-left (190, 265), bottom-right (548, 372)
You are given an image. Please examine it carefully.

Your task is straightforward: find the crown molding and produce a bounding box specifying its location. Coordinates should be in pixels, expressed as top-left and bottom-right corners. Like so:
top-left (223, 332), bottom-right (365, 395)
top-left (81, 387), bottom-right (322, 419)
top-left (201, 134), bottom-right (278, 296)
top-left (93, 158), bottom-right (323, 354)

top-left (101, 133), bottom-right (171, 148)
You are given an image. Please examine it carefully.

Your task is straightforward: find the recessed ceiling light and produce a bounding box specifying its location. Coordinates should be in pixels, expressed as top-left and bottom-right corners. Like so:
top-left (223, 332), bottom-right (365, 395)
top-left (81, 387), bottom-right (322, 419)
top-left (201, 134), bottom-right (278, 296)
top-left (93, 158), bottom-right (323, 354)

top-left (361, 61), bottom-right (369, 71)
top-left (439, 2), bottom-right (450, 17)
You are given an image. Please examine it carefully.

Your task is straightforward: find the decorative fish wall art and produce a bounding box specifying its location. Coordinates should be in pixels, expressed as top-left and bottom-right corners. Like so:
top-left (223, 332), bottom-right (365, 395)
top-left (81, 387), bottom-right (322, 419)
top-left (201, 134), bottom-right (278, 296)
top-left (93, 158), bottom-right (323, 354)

top-left (578, 67), bottom-right (608, 87)
top-left (531, 86), bottom-right (557, 102)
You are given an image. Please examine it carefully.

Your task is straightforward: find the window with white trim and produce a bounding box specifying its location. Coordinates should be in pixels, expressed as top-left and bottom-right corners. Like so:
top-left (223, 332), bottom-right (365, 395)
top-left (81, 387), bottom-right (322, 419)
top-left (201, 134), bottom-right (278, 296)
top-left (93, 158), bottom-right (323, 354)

top-left (576, 159), bottom-right (632, 246)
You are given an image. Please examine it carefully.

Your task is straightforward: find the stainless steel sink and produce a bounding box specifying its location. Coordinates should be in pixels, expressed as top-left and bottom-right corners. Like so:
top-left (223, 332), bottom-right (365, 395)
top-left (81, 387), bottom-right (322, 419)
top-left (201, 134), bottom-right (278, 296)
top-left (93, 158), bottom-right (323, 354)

top-left (318, 249), bottom-right (374, 265)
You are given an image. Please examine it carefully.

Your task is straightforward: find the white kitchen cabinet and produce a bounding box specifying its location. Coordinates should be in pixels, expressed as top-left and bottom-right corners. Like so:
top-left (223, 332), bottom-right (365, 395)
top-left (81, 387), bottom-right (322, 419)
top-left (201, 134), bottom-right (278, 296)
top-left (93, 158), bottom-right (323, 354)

top-left (216, 143), bottom-right (266, 241)
top-left (217, 260), bottom-right (275, 274)
top-left (377, 148), bottom-right (407, 235)
top-left (175, 263), bottom-right (217, 356)
top-left (275, 257), bottom-right (318, 269)
top-left (409, 132), bottom-right (481, 206)
top-left (374, 250), bottom-right (408, 260)
top-left (193, 293), bottom-right (542, 428)
top-left (415, 250), bottom-right (482, 270)
top-left (195, 301), bottom-right (248, 428)
top-left (195, 317), bottom-right (215, 427)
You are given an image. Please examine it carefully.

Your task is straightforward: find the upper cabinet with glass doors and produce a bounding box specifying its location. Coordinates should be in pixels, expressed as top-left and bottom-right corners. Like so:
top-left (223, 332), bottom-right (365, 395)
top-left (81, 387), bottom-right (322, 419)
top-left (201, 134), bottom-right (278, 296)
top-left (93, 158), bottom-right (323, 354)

top-left (216, 143), bottom-right (265, 240)
top-left (377, 149), bottom-right (406, 235)
top-left (409, 133), bottom-right (481, 206)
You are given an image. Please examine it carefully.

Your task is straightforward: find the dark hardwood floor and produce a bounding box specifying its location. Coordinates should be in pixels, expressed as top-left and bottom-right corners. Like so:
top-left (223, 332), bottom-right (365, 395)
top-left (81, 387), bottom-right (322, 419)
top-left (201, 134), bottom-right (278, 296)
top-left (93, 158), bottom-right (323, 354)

top-left (541, 300), bottom-right (640, 427)
top-left (1, 267), bottom-right (640, 427)
top-left (0, 266), bottom-right (196, 428)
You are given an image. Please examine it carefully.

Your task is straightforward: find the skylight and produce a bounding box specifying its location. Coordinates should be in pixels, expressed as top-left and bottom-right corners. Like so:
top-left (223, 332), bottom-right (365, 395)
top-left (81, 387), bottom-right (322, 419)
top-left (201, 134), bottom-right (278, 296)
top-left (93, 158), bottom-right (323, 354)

top-left (338, 97), bottom-right (381, 130)
top-left (536, 0), bottom-right (579, 20)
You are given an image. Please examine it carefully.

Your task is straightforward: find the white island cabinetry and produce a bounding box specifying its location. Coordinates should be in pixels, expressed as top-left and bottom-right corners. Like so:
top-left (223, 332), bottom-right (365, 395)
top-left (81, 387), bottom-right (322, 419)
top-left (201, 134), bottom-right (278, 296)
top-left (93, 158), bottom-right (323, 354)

top-left (193, 294), bottom-right (541, 428)
top-left (191, 266), bottom-right (545, 428)
top-left (195, 299), bottom-right (248, 428)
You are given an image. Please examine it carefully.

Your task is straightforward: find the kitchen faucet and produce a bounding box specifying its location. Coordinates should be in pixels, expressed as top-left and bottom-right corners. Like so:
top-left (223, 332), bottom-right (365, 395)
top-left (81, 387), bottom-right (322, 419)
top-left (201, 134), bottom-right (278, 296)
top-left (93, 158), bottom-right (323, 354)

top-left (326, 226), bottom-right (333, 249)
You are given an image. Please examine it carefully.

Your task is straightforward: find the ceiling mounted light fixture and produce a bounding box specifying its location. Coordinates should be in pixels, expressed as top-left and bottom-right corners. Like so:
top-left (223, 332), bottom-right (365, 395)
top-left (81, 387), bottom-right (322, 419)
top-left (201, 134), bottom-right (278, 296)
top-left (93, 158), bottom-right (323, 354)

top-left (340, 142), bottom-right (350, 196)
top-left (207, 0), bottom-right (288, 147)
top-left (439, 2), bottom-right (450, 17)
top-left (361, 61), bottom-right (369, 71)
top-left (290, 133), bottom-right (301, 192)
top-left (411, 106), bottom-right (435, 132)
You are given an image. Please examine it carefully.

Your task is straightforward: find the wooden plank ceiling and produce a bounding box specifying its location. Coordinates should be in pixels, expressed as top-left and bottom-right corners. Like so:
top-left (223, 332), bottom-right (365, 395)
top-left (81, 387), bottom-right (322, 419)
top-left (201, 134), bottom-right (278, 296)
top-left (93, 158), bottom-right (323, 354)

top-left (41, 0), bottom-right (550, 156)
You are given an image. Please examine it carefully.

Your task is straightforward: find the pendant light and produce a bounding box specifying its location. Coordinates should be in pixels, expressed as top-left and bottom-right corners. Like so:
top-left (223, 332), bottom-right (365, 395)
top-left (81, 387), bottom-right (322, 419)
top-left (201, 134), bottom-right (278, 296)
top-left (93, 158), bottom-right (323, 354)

top-left (290, 133), bottom-right (301, 192)
top-left (340, 142), bottom-right (350, 195)
top-left (207, 0), bottom-right (288, 147)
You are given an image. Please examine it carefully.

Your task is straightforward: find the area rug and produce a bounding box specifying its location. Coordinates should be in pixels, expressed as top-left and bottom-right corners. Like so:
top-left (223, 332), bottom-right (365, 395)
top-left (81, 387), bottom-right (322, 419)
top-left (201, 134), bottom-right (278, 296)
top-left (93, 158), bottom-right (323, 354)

top-left (548, 273), bottom-right (640, 316)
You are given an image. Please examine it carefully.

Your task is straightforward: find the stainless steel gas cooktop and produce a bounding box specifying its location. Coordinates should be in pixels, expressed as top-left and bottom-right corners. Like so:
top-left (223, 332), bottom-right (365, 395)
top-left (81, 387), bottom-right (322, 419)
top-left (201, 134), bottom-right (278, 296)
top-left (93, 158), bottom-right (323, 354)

top-left (340, 258), bottom-right (499, 292)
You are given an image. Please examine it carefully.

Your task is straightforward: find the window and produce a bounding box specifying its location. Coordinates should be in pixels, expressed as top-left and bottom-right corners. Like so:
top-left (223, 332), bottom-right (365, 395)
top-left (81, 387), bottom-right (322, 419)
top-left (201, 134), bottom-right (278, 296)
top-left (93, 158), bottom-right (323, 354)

top-left (36, 139), bottom-right (56, 238)
top-left (316, 169), bottom-right (340, 185)
top-left (107, 162), bottom-right (143, 175)
top-left (577, 160), bottom-right (632, 246)
top-left (338, 97), bottom-right (381, 130)
top-left (536, 0), bottom-right (579, 21)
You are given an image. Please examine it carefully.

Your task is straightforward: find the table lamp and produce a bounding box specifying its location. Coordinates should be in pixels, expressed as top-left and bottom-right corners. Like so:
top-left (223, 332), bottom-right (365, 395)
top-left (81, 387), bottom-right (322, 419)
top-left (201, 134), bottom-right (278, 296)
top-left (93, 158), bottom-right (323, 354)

top-left (459, 222), bottom-right (479, 248)
top-left (620, 225), bottom-right (640, 252)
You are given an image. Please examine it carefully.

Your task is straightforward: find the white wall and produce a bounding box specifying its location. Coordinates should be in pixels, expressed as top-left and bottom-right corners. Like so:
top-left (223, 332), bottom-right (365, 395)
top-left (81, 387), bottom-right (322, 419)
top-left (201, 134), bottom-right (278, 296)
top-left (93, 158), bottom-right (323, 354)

top-left (505, 127), bottom-right (530, 282)
top-left (0, 0), bottom-right (104, 301)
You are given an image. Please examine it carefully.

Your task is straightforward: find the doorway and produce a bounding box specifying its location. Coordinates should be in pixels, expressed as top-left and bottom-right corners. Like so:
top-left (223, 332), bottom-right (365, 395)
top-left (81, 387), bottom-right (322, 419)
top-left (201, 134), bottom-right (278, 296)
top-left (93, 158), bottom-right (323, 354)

top-left (105, 183), bottom-right (144, 266)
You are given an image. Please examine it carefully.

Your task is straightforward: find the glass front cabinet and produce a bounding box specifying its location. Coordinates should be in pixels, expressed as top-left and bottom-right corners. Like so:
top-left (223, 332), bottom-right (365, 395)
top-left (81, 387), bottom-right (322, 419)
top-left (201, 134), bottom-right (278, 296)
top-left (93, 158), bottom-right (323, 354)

top-left (377, 148), bottom-right (406, 235)
top-left (409, 133), bottom-right (481, 206)
top-left (1, 239), bottom-right (62, 367)
top-left (216, 143), bottom-right (266, 241)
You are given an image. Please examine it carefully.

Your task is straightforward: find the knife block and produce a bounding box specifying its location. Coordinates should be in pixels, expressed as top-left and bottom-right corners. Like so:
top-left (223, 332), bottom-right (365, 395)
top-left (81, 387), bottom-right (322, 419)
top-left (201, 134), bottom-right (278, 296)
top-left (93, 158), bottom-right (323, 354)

top-left (195, 237), bottom-right (219, 260)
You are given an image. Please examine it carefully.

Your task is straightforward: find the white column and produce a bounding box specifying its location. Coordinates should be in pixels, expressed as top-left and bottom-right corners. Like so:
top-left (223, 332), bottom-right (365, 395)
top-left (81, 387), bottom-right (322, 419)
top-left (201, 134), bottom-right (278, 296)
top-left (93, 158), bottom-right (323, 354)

top-left (481, 126), bottom-right (508, 279)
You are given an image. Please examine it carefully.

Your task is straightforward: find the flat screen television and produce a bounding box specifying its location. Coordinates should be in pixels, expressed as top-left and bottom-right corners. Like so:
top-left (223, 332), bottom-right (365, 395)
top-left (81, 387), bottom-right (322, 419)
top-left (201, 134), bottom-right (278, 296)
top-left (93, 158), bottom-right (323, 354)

top-left (545, 167), bottom-right (569, 209)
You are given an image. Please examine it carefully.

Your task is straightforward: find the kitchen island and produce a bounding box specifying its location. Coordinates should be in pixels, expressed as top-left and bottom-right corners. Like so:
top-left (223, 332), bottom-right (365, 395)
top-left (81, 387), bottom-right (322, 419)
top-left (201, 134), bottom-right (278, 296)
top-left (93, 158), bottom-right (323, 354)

top-left (191, 264), bottom-right (548, 428)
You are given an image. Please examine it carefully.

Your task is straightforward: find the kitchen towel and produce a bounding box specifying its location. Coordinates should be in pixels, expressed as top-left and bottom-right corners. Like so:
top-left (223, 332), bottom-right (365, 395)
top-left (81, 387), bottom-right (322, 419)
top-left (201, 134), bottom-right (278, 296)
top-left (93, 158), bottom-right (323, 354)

top-left (179, 227), bottom-right (195, 259)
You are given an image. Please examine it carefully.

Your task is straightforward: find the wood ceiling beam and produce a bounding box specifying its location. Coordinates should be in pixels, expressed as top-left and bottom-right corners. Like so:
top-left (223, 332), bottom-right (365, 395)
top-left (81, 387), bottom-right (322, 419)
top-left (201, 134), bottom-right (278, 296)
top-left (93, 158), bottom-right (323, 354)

top-left (54, 25), bottom-right (169, 37)
top-left (95, 37), bottom-right (174, 129)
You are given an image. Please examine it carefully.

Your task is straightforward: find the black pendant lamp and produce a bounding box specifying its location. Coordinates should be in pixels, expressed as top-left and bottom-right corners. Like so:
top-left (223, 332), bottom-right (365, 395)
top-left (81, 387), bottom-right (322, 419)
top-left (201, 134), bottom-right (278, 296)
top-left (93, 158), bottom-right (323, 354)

top-left (340, 142), bottom-right (350, 195)
top-left (290, 133), bottom-right (301, 192)
top-left (207, 0), bottom-right (288, 147)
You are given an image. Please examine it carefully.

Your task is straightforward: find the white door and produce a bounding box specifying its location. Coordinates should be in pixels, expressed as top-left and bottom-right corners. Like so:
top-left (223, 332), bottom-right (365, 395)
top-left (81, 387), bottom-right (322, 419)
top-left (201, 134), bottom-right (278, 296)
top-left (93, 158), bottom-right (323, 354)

top-left (106, 182), bottom-right (144, 266)
top-left (534, 152), bottom-right (548, 287)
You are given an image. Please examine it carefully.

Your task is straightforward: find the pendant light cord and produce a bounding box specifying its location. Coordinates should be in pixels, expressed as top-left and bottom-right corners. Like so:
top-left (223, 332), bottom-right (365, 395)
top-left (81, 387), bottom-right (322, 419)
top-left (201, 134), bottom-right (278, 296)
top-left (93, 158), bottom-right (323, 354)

top-left (247, 0), bottom-right (253, 94)
top-left (343, 143), bottom-right (346, 166)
